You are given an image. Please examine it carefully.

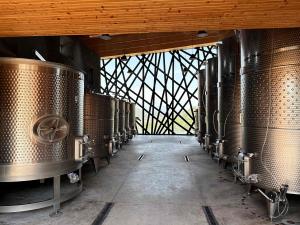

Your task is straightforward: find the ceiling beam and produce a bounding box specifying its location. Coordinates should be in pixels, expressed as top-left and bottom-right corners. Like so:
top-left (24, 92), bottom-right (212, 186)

top-left (82, 30), bottom-right (232, 58)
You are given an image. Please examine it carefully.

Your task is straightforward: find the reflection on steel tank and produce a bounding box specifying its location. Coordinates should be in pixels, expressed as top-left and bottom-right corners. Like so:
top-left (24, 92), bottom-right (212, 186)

top-left (119, 99), bottom-right (127, 144)
top-left (129, 102), bottom-right (137, 137)
top-left (0, 57), bottom-right (85, 182)
top-left (240, 28), bottom-right (300, 193)
top-left (114, 98), bottom-right (121, 149)
top-left (194, 109), bottom-right (199, 137)
top-left (204, 57), bottom-right (218, 151)
top-left (197, 69), bottom-right (206, 144)
top-left (84, 93), bottom-right (115, 172)
top-left (217, 37), bottom-right (241, 160)
top-left (125, 101), bottom-right (131, 139)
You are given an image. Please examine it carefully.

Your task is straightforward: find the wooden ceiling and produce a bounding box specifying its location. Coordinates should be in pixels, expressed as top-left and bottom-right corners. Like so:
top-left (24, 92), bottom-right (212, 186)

top-left (1, 0), bottom-right (299, 57)
top-left (82, 30), bottom-right (232, 58)
top-left (1, 0), bottom-right (299, 37)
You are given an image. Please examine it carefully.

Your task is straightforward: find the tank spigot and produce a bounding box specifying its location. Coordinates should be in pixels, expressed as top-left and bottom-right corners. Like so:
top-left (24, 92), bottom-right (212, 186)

top-left (75, 135), bottom-right (91, 162)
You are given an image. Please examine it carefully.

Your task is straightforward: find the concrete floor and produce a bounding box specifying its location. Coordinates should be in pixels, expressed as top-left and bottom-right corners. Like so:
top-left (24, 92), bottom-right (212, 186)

top-left (1, 135), bottom-right (300, 225)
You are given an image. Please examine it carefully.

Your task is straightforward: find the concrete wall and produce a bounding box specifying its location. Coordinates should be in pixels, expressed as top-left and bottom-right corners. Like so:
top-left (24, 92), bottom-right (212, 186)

top-left (0, 36), bottom-right (100, 92)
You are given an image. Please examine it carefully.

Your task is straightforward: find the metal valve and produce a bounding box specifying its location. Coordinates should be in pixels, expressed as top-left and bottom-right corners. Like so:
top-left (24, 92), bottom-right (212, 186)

top-left (75, 134), bottom-right (91, 162)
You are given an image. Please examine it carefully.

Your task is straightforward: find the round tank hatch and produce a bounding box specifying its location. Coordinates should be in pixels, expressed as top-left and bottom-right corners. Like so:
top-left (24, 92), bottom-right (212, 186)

top-left (32, 115), bottom-right (69, 144)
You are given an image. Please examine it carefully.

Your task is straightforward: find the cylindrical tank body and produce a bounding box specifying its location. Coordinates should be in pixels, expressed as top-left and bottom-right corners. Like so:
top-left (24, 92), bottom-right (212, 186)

top-left (0, 58), bottom-right (84, 182)
top-left (240, 28), bottom-right (300, 193)
top-left (114, 98), bottom-right (120, 146)
top-left (125, 101), bottom-right (131, 139)
top-left (217, 37), bottom-right (241, 158)
top-left (84, 93), bottom-right (114, 170)
top-left (98, 94), bottom-right (115, 157)
top-left (197, 69), bottom-right (206, 144)
top-left (194, 109), bottom-right (199, 137)
top-left (129, 103), bottom-right (136, 137)
top-left (205, 57), bottom-right (218, 150)
top-left (119, 99), bottom-right (126, 142)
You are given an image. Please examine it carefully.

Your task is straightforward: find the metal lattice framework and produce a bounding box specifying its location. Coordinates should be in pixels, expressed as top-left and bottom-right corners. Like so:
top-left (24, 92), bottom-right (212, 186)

top-left (100, 47), bottom-right (216, 135)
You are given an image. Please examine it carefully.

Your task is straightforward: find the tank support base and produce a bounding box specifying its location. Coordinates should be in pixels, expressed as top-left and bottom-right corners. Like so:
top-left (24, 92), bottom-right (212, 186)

top-left (0, 170), bottom-right (82, 214)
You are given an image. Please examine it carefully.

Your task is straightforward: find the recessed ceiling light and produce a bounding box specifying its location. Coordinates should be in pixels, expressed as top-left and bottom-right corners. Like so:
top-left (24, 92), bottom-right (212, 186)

top-left (196, 31), bottom-right (208, 38)
top-left (89, 34), bottom-right (112, 40)
top-left (120, 55), bottom-right (127, 61)
top-left (189, 54), bottom-right (197, 61)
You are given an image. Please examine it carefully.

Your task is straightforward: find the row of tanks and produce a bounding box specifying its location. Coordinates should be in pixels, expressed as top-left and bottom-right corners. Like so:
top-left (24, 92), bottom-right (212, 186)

top-left (84, 93), bottom-right (136, 172)
top-left (195, 28), bottom-right (300, 220)
top-left (0, 57), bottom-right (136, 214)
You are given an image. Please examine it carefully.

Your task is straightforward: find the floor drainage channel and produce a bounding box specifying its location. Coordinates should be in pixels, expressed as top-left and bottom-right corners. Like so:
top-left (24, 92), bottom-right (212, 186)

top-left (202, 206), bottom-right (219, 225)
top-left (138, 154), bottom-right (145, 161)
top-left (184, 155), bottom-right (190, 162)
top-left (91, 202), bottom-right (114, 225)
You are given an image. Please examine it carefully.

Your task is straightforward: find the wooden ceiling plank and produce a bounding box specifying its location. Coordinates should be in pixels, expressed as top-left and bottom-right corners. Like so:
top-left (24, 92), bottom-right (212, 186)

top-left (0, 0), bottom-right (300, 36)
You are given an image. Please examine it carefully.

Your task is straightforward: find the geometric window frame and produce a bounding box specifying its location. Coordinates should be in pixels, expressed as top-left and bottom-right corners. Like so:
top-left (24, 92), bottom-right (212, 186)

top-left (100, 46), bottom-right (216, 135)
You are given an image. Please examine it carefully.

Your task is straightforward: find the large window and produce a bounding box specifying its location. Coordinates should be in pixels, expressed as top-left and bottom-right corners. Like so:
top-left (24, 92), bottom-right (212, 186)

top-left (100, 46), bottom-right (216, 134)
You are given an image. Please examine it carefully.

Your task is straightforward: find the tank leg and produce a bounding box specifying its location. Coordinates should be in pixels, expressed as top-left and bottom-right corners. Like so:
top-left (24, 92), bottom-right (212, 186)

top-left (247, 184), bottom-right (253, 195)
top-left (223, 160), bottom-right (228, 169)
top-left (268, 200), bottom-right (277, 221)
top-left (106, 156), bottom-right (111, 164)
top-left (79, 168), bottom-right (82, 181)
top-left (93, 158), bottom-right (100, 173)
top-left (210, 147), bottom-right (214, 159)
top-left (50, 175), bottom-right (62, 217)
top-left (219, 158), bottom-right (226, 168)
